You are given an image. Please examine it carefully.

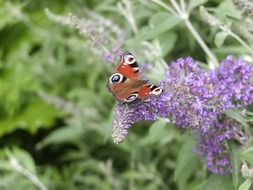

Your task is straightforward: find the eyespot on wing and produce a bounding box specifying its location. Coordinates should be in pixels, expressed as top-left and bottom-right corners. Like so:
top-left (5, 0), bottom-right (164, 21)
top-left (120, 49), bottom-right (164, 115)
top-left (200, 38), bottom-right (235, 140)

top-left (124, 92), bottom-right (139, 102)
top-left (109, 73), bottom-right (126, 84)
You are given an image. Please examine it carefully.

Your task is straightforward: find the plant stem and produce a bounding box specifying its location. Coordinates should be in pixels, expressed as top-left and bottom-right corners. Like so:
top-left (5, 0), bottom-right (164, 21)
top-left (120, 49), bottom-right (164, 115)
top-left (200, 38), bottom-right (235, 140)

top-left (170, 0), bottom-right (183, 14)
top-left (228, 31), bottom-right (253, 55)
top-left (184, 18), bottom-right (219, 67)
top-left (151, 0), bottom-right (219, 68)
top-left (180, 0), bottom-right (187, 13)
top-left (119, 0), bottom-right (138, 34)
top-left (150, 0), bottom-right (177, 16)
top-left (9, 157), bottom-right (48, 190)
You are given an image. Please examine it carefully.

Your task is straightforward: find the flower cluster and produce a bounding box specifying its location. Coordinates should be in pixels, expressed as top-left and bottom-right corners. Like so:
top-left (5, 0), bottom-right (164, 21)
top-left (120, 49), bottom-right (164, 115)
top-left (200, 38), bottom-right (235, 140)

top-left (112, 55), bottom-right (253, 174)
top-left (45, 9), bottom-right (126, 63)
top-left (233, 0), bottom-right (253, 17)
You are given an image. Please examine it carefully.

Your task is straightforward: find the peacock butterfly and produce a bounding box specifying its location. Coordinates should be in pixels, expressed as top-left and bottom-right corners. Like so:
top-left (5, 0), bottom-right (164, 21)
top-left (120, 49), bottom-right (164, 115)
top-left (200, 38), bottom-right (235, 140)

top-left (107, 52), bottom-right (163, 103)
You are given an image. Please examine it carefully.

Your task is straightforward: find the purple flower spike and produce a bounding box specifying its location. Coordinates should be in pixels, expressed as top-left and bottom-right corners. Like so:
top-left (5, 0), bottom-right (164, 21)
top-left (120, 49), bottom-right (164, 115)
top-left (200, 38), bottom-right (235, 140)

top-left (111, 55), bottom-right (252, 174)
top-left (112, 104), bottom-right (134, 144)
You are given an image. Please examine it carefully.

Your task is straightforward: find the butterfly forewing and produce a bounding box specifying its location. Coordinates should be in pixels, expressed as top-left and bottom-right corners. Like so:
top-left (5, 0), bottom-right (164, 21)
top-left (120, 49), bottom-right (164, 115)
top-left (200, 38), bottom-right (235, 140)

top-left (116, 52), bottom-right (139, 80)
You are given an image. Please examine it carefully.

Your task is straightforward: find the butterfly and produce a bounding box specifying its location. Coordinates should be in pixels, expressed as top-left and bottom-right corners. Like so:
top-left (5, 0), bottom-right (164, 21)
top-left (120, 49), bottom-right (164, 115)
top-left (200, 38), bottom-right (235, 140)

top-left (107, 52), bottom-right (163, 103)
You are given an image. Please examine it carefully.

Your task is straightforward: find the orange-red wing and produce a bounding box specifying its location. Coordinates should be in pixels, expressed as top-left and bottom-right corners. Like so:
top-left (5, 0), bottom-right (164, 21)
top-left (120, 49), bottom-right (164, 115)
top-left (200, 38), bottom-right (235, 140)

top-left (116, 52), bottom-right (139, 80)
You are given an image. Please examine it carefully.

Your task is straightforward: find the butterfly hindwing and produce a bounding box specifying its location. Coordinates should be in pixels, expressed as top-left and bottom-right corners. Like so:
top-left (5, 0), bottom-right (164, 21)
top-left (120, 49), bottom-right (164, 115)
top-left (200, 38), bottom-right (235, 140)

top-left (138, 84), bottom-right (163, 99)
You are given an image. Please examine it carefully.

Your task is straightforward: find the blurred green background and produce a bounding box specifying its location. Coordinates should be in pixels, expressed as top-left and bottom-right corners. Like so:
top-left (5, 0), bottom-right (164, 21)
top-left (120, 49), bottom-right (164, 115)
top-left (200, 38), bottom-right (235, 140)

top-left (0, 0), bottom-right (252, 189)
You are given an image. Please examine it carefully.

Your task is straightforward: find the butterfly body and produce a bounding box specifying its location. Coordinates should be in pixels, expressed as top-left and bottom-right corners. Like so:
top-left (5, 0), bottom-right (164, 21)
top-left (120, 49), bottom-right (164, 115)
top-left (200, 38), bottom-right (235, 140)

top-left (107, 52), bottom-right (163, 103)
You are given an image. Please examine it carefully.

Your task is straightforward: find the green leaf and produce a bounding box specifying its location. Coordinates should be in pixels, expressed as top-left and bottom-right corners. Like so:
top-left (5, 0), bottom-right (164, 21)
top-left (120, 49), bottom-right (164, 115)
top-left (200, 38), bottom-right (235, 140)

top-left (147, 119), bottom-right (168, 142)
top-left (238, 179), bottom-right (253, 190)
top-left (0, 98), bottom-right (58, 137)
top-left (174, 137), bottom-right (199, 189)
top-left (139, 119), bottom-right (175, 146)
top-left (201, 174), bottom-right (236, 190)
top-left (37, 126), bottom-right (83, 148)
top-left (0, 57), bottom-right (39, 116)
top-left (123, 170), bottom-right (148, 180)
top-left (189, 0), bottom-right (208, 12)
top-left (0, 4), bottom-right (20, 30)
top-left (215, 0), bottom-right (241, 20)
top-left (225, 109), bottom-right (248, 127)
top-left (239, 147), bottom-right (253, 165)
top-left (158, 31), bottom-right (177, 56)
top-left (214, 31), bottom-right (228, 48)
top-left (10, 148), bottom-right (36, 173)
top-left (213, 46), bottom-right (248, 55)
top-left (126, 13), bottom-right (180, 47)
top-left (229, 142), bottom-right (240, 188)
top-left (149, 12), bottom-right (178, 27)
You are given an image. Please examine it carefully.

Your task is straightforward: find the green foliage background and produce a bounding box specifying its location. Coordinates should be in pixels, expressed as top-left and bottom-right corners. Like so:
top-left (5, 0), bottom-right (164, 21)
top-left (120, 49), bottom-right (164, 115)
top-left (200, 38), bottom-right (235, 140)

top-left (0, 0), bottom-right (253, 189)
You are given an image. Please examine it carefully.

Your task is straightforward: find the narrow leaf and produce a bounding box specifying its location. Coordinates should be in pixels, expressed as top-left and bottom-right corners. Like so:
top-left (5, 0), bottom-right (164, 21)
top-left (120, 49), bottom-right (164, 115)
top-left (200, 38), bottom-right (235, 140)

top-left (189, 0), bottom-right (208, 11)
top-left (201, 174), bottom-right (236, 190)
top-left (229, 142), bottom-right (240, 188)
top-left (174, 137), bottom-right (199, 189)
top-left (214, 31), bottom-right (228, 48)
top-left (126, 13), bottom-right (180, 47)
top-left (225, 109), bottom-right (248, 127)
top-left (238, 179), bottom-right (253, 190)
